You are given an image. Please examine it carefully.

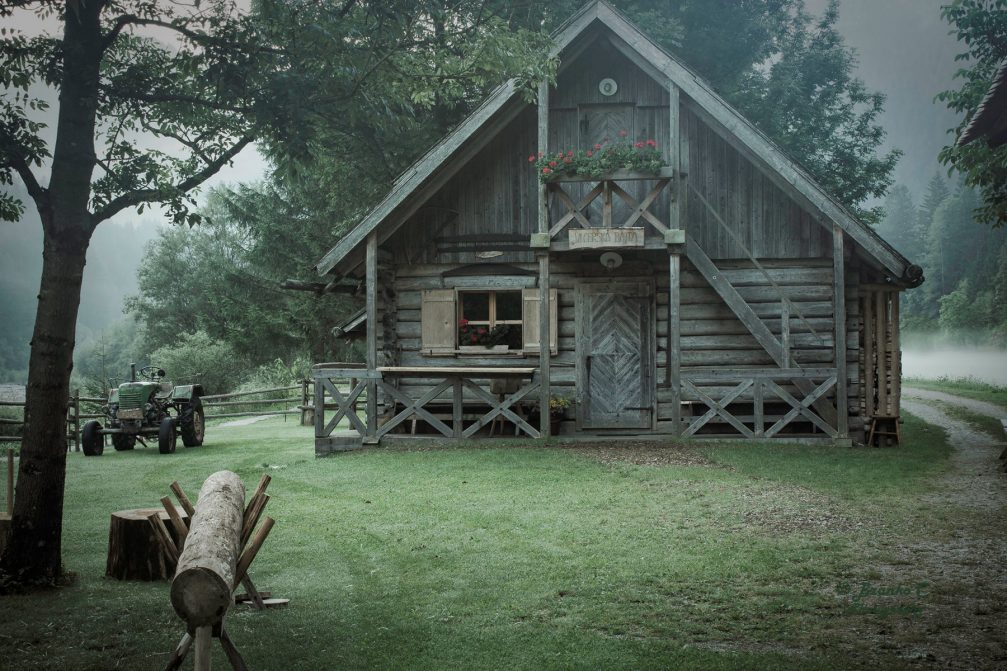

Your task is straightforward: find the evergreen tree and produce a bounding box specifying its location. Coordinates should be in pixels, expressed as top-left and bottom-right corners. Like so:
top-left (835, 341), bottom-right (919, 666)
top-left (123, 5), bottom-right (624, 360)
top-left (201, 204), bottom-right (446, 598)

top-left (878, 185), bottom-right (919, 260)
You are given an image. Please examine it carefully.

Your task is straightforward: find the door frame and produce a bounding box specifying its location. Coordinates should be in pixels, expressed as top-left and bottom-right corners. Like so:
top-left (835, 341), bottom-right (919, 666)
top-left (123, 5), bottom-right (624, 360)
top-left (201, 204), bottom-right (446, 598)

top-left (574, 278), bottom-right (656, 431)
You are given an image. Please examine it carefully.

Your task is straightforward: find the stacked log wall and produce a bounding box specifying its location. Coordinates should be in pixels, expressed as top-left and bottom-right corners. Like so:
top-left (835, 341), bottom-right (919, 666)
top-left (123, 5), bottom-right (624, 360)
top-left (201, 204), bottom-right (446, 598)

top-left (382, 254), bottom-right (861, 436)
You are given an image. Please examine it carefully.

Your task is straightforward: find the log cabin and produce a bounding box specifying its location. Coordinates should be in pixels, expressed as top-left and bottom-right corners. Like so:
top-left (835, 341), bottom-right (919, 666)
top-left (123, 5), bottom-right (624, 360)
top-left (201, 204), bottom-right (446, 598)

top-left (309, 0), bottom-right (923, 453)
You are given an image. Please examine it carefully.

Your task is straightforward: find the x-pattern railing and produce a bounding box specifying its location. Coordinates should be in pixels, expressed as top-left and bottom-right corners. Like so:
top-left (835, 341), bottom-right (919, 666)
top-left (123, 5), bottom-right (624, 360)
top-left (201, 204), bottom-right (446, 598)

top-left (681, 370), bottom-right (838, 438)
top-left (548, 173), bottom-right (672, 239)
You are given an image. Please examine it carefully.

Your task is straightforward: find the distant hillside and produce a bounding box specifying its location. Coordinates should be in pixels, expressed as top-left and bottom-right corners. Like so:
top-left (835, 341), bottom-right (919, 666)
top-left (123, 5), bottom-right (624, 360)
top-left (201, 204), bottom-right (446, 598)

top-left (0, 184), bottom-right (160, 383)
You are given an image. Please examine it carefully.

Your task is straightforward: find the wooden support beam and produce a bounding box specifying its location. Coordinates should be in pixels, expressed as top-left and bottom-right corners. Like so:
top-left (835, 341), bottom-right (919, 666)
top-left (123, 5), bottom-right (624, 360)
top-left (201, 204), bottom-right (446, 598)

top-left (170, 481), bottom-right (195, 515)
top-left (365, 233), bottom-right (378, 442)
top-left (863, 291), bottom-right (875, 418)
top-left (160, 496), bottom-right (189, 550)
top-left (668, 252), bottom-right (682, 435)
top-left (668, 82), bottom-right (680, 231)
top-left (833, 226), bottom-right (849, 438)
top-left (875, 288), bottom-right (888, 416)
top-left (538, 78), bottom-right (551, 438)
top-left (780, 299), bottom-right (791, 368)
top-left (891, 291), bottom-right (901, 417)
top-left (539, 252), bottom-right (552, 437)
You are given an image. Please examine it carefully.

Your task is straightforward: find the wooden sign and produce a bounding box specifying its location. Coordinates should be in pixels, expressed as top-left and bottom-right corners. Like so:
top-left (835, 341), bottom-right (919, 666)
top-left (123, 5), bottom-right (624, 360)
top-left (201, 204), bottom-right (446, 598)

top-left (568, 227), bottom-right (645, 249)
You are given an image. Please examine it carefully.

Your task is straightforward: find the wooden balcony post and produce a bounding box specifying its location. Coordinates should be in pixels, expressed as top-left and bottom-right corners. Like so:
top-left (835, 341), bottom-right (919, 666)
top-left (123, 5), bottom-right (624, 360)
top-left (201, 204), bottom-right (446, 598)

top-left (365, 232), bottom-right (378, 441)
top-left (833, 225), bottom-right (849, 438)
top-left (537, 79), bottom-right (551, 437)
top-left (668, 251), bottom-right (681, 435)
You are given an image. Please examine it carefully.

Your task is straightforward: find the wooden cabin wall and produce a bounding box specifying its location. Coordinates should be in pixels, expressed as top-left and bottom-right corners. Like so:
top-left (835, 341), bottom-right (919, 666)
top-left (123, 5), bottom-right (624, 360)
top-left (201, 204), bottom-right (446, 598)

top-left (380, 252), bottom-right (860, 435)
top-left (681, 105), bottom-right (831, 260)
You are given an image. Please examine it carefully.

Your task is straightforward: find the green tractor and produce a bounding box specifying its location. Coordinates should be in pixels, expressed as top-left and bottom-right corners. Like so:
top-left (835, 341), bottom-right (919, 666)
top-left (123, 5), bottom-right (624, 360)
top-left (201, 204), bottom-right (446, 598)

top-left (81, 364), bottom-right (205, 456)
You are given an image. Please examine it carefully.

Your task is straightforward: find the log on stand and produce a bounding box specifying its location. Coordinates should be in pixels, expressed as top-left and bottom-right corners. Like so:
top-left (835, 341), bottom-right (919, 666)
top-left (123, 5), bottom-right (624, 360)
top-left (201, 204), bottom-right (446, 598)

top-left (107, 508), bottom-right (188, 581)
top-left (151, 471), bottom-right (280, 671)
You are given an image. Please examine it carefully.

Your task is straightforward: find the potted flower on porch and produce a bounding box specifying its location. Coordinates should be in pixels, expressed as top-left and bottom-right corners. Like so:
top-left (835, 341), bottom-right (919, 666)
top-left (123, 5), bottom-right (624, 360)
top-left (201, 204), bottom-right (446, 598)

top-left (548, 396), bottom-right (572, 435)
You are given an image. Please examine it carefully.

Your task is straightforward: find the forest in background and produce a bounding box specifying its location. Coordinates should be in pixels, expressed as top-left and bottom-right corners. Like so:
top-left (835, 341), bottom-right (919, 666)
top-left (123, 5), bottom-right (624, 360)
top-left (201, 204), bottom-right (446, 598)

top-left (879, 177), bottom-right (1007, 346)
top-left (1, 0), bottom-right (1003, 395)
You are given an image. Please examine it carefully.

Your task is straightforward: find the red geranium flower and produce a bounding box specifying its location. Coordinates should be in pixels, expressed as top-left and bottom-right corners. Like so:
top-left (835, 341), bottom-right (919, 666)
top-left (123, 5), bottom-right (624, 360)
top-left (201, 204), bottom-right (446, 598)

top-left (528, 154), bottom-right (536, 163)
top-left (477, 327), bottom-right (486, 334)
top-left (563, 157), bottom-right (572, 164)
top-left (459, 318), bottom-right (469, 326)
top-left (567, 150), bottom-right (574, 157)
top-left (538, 151), bottom-right (543, 158)
top-left (542, 167), bottom-right (552, 175)
top-left (586, 150), bottom-right (593, 157)
top-left (634, 141), bottom-right (645, 149)
top-left (470, 335), bottom-right (477, 342)
top-left (594, 143), bottom-right (602, 150)
top-left (646, 139), bottom-right (657, 147)
top-left (548, 160), bottom-right (557, 168)
top-left (618, 129), bottom-right (628, 137)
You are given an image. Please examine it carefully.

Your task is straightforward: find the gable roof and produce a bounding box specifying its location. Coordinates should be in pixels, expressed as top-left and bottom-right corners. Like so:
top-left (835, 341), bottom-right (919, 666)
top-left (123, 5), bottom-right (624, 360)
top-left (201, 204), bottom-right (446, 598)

top-left (315, 0), bottom-right (919, 286)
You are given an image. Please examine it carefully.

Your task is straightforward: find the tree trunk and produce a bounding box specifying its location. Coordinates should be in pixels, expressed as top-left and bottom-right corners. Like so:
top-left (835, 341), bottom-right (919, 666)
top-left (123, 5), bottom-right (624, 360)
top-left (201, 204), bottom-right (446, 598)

top-left (0, 230), bottom-right (91, 585)
top-left (106, 508), bottom-right (188, 581)
top-left (0, 1), bottom-right (102, 588)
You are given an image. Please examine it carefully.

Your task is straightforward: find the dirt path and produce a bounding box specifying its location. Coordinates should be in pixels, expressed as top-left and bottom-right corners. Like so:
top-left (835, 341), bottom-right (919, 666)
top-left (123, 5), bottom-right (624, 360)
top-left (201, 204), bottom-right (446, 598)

top-left (874, 394), bottom-right (1007, 669)
top-left (904, 386), bottom-right (1006, 424)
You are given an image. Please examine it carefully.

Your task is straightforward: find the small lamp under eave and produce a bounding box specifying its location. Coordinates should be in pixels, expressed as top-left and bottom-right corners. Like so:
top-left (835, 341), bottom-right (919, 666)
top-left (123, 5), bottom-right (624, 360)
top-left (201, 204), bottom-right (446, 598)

top-left (600, 251), bottom-right (623, 270)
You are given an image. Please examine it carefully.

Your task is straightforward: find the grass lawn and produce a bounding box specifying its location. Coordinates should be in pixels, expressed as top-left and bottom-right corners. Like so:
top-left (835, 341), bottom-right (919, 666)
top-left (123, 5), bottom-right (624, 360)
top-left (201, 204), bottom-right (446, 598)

top-left (0, 415), bottom-right (974, 670)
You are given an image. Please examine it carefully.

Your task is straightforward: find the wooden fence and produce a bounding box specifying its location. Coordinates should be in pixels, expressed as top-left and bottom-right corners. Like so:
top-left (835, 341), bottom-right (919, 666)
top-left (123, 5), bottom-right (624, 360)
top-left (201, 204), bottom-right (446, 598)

top-left (0, 391), bottom-right (104, 452)
top-left (200, 380), bottom-right (314, 422)
top-left (0, 380), bottom-right (319, 452)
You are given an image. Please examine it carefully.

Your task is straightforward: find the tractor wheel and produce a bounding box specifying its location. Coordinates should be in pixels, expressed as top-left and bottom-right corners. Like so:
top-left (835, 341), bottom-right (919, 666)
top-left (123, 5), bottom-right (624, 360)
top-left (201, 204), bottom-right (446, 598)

top-left (158, 417), bottom-right (177, 454)
top-left (179, 397), bottom-right (205, 447)
top-left (112, 434), bottom-right (136, 451)
top-left (82, 421), bottom-right (104, 456)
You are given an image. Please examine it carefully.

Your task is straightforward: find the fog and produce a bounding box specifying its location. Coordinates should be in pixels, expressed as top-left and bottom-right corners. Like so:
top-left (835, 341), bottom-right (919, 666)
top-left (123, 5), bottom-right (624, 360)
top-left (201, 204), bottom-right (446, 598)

top-left (903, 348), bottom-right (1007, 386)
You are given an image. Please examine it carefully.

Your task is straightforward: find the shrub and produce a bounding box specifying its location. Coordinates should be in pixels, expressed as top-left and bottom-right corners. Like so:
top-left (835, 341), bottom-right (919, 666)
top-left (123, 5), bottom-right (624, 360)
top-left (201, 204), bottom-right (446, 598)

top-left (150, 331), bottom-right (244, 395)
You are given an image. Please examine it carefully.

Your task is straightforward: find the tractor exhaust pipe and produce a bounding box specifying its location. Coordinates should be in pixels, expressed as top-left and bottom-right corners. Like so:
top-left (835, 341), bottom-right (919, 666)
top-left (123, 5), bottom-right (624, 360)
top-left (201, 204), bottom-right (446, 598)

top-left (130, 363), bottom-right (136, 382)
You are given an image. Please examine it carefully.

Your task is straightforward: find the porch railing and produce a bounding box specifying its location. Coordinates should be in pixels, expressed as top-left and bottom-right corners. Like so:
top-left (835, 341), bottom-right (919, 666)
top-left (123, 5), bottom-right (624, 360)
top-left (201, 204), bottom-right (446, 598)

top-left (679, 368), bottom-right (839, 438)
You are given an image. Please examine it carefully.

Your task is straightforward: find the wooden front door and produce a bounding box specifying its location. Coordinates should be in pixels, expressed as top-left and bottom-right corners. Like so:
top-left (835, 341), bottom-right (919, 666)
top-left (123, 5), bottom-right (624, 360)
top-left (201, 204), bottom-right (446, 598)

top-left (576, 281), bottom-right (654, 430)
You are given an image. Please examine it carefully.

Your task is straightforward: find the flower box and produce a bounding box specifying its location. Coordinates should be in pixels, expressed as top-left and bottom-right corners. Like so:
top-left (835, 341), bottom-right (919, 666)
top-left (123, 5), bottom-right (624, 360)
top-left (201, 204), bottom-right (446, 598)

top-left (546, 166), bottom-right (675, 183)
top-left (459, 345), bottom-right (510, 353)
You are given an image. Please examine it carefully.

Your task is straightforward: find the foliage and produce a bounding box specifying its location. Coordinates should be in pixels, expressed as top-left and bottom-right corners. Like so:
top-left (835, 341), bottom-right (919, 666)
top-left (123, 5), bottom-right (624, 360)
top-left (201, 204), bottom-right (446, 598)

top-left (0, 415), bottom-right (977, 670)
top-left (891, 176), bottom-right (1007, 341)
top-left (937, 0), bottom-right (1007, 227)
top-left (728, 1), bottom-right (898, 224)
top-left (125, 185), bottom-right (362, 366)
top-left (148, 330), bottom-right (242, 396)
top-left (533, 135), bottom-right (664, 182)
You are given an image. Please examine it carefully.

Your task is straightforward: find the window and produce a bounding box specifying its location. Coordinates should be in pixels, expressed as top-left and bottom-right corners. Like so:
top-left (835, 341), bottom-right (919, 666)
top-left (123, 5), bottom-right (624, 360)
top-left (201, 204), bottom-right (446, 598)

top-left (458, 291), bottom-right (523, 349)
top-left (420, 288), bottom-right (558, 356)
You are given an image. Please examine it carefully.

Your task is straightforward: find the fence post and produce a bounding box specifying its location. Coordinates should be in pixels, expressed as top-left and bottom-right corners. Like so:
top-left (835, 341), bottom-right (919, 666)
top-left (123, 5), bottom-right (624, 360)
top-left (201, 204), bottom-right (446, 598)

top-left (72, 388), bottom-right (80, 452)
top-left (300, 379), bottom-right (313, 426)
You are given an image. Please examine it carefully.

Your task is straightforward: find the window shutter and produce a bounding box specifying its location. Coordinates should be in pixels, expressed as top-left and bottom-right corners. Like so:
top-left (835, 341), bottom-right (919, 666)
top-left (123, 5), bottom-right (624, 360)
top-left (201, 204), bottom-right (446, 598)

top-left (522, 288), bottom-right (558, 354)
top-left (421, 289), bottom-right (456, 356)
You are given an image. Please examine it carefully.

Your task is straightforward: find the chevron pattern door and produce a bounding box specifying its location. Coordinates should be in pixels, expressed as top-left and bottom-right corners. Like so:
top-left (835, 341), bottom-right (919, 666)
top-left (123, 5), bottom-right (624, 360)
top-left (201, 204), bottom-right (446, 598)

top-left (576, 281), bottom-right (654, 430)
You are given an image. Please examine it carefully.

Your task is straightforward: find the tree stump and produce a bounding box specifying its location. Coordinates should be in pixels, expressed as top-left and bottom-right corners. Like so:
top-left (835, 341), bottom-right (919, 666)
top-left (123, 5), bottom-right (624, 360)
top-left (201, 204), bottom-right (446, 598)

top-left (106, 507), bottom-right (188, 581)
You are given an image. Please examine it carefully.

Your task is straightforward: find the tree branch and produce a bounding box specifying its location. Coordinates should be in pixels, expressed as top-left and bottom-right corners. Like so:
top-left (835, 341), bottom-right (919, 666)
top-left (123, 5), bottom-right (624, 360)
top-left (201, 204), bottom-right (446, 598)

top-left (93, 135), bottom-right (254, 223)
top-left (2, 151), bottom-right (48, 211)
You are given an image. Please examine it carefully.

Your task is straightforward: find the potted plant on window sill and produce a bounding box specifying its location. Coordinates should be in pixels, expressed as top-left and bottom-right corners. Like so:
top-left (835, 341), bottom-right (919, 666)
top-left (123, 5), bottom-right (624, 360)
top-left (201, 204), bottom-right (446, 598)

top-left (458, 321), bottom-right (512, 352)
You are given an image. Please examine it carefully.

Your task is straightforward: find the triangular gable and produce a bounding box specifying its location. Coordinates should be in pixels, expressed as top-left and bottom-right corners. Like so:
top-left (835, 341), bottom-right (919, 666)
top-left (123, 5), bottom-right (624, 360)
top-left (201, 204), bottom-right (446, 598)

top-left (315, 0), bottom-right (916, 284)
